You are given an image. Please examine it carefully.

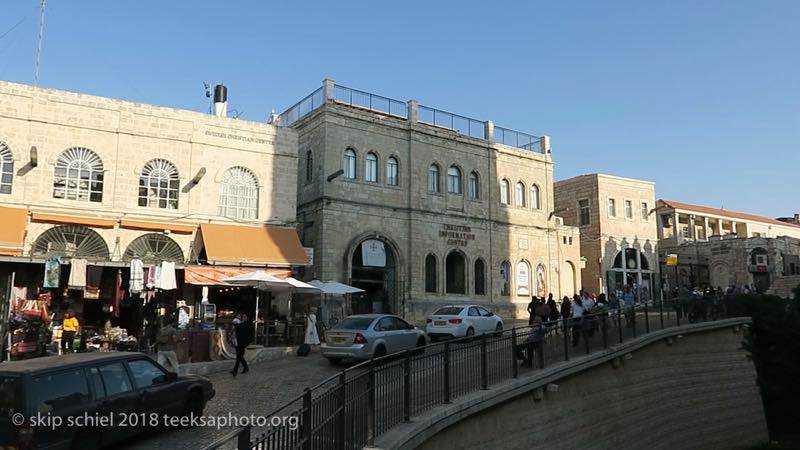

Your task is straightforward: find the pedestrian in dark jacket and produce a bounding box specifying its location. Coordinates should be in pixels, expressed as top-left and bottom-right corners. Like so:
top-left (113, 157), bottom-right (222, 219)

top-left (560, 296), bottom-right (572, 320)
top-left (231, 314), bottom-right (254, 377)
top-left (547, 297), bottom-right (560, 322)
top-left (527, 296), bottom-right (537, 326)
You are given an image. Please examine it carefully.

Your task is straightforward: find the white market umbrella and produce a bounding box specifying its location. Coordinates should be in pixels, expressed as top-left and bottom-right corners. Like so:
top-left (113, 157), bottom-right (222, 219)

top-left (307, 280), bottom-right (365, 295)
top-left (222, 271), bottom-right (292, 341)
top-left (276, 277), bottom-right (322, 294)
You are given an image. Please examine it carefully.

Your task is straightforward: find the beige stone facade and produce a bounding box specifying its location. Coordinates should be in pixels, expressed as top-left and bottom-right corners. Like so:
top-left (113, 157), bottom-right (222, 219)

top-left (0, 80), bottom-right (299, 262)
top-left (554, 174), bottom-right (658, 301)
top-left (288, 80), bottom-right (581, 321)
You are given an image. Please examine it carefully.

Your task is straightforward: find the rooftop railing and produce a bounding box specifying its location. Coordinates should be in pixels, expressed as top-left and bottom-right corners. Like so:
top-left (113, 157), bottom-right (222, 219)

top-left (417, 105), bottom-right (486, 140)
top-left (276, 81), bottom-right (545, 153)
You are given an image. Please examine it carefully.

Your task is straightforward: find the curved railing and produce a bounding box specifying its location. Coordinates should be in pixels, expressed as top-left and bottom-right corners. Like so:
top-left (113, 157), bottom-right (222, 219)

top-left (203, 297), bottom-right (748, 450)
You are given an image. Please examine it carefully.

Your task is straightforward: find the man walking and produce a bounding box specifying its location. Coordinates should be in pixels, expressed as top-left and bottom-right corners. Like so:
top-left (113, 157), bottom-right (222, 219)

top-left (61, 310), bottom-right (79, 354)
top-left (231, 314), bottom-right (254, 377)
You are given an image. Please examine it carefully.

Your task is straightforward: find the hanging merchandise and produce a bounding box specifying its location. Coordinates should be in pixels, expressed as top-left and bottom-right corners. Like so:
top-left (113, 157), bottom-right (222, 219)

top-left (154, 265), bottom-right (162, 289)
top-left (43, 256), bottom-right (61, 288)
top-left (84, 265), bottom-right (103, 299)
top-left (146, 266), bottom-right (156, 289)
top-left (114, 270), bottom-right (123, 318)
top-left (130, 259), bottom-right (144, 294)
top-left (68, 258), bottom-right (88, 289)
top-left (160, 261), bottom-right (177, 290)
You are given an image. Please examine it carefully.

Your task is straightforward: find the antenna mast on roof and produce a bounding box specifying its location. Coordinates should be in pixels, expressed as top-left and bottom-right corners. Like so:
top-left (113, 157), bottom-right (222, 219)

top-left (34, 0), bottom-right (46, 85)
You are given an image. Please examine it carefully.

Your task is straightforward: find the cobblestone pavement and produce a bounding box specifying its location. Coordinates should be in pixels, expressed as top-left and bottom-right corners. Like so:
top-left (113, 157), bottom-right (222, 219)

top-left (119, 352), bottom-right (341, 450)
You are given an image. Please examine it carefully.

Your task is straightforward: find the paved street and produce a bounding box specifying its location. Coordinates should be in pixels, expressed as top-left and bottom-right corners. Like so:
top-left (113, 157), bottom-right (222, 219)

top-left (119, 352), bottom-right (341, 450)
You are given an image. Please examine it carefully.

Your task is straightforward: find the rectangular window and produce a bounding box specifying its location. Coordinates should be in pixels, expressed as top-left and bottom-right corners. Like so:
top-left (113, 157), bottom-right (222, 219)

top-left (578, 199), bottom-right (590, 226)
top-left (365, 158), bottom-right (377, 182)
top-left (641, 202), bottom-right (649, 221)
top-left (625, 200), bottom-right (633, 219)
top-left (608, 198), bottom-right (616, 218)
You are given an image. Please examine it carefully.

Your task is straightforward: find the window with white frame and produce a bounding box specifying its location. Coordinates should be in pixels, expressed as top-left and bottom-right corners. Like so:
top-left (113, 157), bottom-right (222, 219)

top-left (218, 166), bottom-right (259, 219)
top-left (138, 159), bottom-right (179, 209)
top-left (641, 202), bottom-right (649, 221)
top-left (447, 166), bottom-right (461, 194)
top-left (530, 184), bottom-right (540, 210)
top-left (468, 171), bottom-right (479, 199)
top-left (53, 147), bottom-right (104, 202)
top-left (625, 200), bottom-right (633, 219)
top-left (343, 148), bottom-right (357, 179)
top-left (608, 198), bottom-right (617, 217)
top-left (428, 164), bottom-right (440, 193)
top-left (365, 152), bottom-right (378, 182)
top-left (515, 182), bottom-right (526, 207)
top-left (386, 157), bottom-right (398, 186)
top-left (0, 142), bottom-right (13, 195)
top-left (500, 179), bottom-right (509, 205)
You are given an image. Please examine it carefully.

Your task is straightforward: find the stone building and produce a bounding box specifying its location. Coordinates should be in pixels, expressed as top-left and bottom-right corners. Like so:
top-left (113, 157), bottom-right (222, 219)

top-left (282, 80), bottom-right (581, 321)
top-left (554, 174), bottom-right (658, 301)
top-left (0, 80), bottom-right (306, 341)
top-left (656, 199), bottom-right (800, 293)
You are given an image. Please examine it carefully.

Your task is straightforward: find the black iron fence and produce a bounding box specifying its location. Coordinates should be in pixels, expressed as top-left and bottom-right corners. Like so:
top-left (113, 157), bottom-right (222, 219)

top-left (203, 298), bottom-right (745, 450)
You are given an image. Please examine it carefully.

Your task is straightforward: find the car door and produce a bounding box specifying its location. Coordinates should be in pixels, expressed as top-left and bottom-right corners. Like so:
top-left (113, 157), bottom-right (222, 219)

top-left (393, 317), bottom-right (419, 350)
top-left (29, 368), bottom-right (94, 449)
top-left (96, 362), bottom-right (142, 444)
top-left (375, 317), bottom-right (399, 354)
top-left (467, 307), bottom-right (483, 333)
top-left (477, 306), bottom-right (496, 332)
top-left (127, 358), bottom-right (183, 419)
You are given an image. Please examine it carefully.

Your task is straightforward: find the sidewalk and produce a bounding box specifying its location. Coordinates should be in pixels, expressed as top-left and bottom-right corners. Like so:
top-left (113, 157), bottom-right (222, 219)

top-left (178, 345), bottom-right (300, 376)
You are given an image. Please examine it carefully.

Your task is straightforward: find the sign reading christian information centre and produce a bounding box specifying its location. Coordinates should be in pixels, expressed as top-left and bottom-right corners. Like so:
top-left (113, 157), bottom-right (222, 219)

top-left (439, 224), bottom-right (475, 247)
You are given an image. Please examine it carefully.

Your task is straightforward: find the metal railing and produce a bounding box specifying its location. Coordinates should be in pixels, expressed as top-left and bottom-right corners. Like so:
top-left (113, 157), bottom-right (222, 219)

top-left (417, 105), bottom-right (485, 140)
top-left (278, 87), bottom-right (324, 127)
top-left (333, 84), bottom-right (408, 119)
top-left (495, 126), bottom-right (544, 153)
top-left (203, 297), bottom-right (747, 450)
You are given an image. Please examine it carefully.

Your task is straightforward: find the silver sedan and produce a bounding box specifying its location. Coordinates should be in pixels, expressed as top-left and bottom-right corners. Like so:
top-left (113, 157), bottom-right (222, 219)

top-left (321, 314), bottom-right (427, 364)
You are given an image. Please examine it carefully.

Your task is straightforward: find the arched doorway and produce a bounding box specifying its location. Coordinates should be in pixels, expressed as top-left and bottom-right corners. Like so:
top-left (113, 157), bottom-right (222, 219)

top-left (607, 248), bottom-right (655, 302)
top-left (561, 261), bottom-right (576, 298)
top-left (445, 250), bottom-right (466, 294)
top-left (350, 238), bottom-right (398, 315)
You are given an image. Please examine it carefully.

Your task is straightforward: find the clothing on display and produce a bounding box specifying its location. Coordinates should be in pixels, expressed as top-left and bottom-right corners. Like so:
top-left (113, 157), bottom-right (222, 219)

top-left (84, 265), bottom-right (103, 299)
top-left (67, 258), bottom-right (88, 289)
top-left (154, 265), bottom-right (162, 289)
top-left (44, 257), bottom-right (61, 288)
top-left (160, 261), bottom-right (177, 290)
top-left (114, 269), bottom-right (123, 318)
top-left (129, 259), bottom-right (144, 293)
top-left (146, 266), bottom-right (156, 289)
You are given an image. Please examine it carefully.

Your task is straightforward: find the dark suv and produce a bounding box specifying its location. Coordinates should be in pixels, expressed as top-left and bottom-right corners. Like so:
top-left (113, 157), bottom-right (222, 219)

top-left (0, 352), bottom-right (215, 449)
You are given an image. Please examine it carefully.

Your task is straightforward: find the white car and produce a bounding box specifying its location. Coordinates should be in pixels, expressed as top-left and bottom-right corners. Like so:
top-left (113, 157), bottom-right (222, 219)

top-left (425, 305), bottom-right (504, 341)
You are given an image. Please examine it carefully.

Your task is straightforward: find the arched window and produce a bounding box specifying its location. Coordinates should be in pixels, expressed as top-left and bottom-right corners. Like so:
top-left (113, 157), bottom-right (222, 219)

top-left (123, 233), bottom-right (184, 263)
top-left (531, 184), bottom-right (540, 210)
top-left (32, 225), bottom-right (109, 259)
top-left (446, 251), bottom-right (466, 294)
top-left (499, 179), bottom-right (509, 205)
top-left (53, 147), bottom-right (104, 202)
top-left (474, 258), bottom-right (486, 295)
top-left (0, 142), bottom-right (13, 194)
top-left (365, 152), bottom-right (378, 182)
top-left (138, 159), bottom-right (179, 209)
top-left (515, 181), bottom-right (526, 207)
top-left (468, 171), bottom-right (479, 199)
top-left (428, 164), bottom-right (440, 193)
top-left (500, 261), bottom-right (511, 296)
top-left (219, 166), bottom-right (259, 219)
top-left (305, 150), bottom-right (313, 182)
top-left (447, 166), bottom-right (462, 194)
top-left (343, 148), bottom-right (357, 179)
top-left (425, 254), bottom-right (437, 293)
top-left (386, 157), bottom-right (399, 186)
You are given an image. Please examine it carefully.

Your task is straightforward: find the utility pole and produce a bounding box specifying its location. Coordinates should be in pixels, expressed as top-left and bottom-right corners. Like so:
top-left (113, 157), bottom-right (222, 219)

top-left (34, 0), bottom-right (46, 85)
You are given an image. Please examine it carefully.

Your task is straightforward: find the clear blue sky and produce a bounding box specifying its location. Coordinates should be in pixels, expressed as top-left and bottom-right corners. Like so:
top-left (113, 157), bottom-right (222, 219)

top-left (1, 1), bottom-right (798, 217)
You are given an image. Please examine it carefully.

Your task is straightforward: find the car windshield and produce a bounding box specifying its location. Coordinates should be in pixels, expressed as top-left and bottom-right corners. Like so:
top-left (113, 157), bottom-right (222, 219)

top-left (433, 307), bottom-right (464, 316)
top-left (336, 317), bottom-right (375, 330)
top-left (0, 376), bottom-right (21, 415)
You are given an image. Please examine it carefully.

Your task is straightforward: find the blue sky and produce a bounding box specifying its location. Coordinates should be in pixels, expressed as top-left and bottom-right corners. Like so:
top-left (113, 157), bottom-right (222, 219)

top-left (1, 1), bottom-right (798, 217)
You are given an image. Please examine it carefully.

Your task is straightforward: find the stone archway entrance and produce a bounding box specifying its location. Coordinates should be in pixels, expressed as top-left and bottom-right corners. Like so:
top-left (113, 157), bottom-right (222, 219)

top-left (350, 238), bottom-right (399, 315)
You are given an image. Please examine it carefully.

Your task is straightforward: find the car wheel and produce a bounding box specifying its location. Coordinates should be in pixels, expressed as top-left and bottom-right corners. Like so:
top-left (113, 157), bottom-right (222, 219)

top-left (413, 337), bottom-right (426, 355)
top-left (494, 322), bottom-right (503, 337)
top-left (465, 327), bottom-right (475, 340)
top-left (373, 345), bottom-right (387, 359)
top-left (183, 391), bottom-right (205, 424)
top-left (70, 429), bottom-right (101, 450)
top-left (430, 335), bottom-right (439, 343)
top-left (327, 357), bottom-right (342, 366)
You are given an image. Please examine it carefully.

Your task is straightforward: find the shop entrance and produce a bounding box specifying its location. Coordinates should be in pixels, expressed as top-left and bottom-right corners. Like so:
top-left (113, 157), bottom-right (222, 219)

top-left (350, 239), bottom-right (399, 315)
